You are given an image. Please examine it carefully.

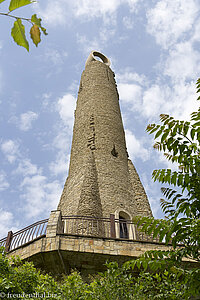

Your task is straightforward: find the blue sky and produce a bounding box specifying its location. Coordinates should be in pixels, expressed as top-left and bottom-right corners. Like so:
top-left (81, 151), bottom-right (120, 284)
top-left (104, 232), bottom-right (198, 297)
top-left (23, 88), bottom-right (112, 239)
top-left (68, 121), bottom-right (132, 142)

top-left (0, 0), bottom-right (200, 238)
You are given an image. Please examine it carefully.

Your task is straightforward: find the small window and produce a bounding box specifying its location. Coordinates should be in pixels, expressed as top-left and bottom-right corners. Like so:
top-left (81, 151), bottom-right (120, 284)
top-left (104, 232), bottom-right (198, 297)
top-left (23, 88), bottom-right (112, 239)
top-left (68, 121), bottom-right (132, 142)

top-left (119, 215), bottom-right (129, 239)
top-left (111, 145), bottom-right (118, 157)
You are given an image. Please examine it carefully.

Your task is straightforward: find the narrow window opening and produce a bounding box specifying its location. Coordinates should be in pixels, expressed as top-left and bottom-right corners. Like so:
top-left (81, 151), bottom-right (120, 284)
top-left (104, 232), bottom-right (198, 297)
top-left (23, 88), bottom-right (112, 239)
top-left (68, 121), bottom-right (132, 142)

top-left (111, 145), bottom-right (118, 157)
top-left (119, 215), bottom-right (129, 239)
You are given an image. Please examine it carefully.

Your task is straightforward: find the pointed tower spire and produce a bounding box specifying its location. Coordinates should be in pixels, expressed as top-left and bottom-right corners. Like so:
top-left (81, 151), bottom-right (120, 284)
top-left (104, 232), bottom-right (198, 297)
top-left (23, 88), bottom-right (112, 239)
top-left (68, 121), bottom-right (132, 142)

top-left (58, 51), bottom-right (152, 221)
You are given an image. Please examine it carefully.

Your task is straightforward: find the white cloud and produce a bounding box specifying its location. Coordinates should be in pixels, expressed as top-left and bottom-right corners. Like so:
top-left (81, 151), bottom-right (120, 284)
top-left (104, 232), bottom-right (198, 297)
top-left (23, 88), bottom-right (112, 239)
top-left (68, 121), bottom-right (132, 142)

top-left (118, 83), bottom-right (142, 110)
top-left (57, 93), bottom-right (76, 129)
top-left (76, 35), bottom-right (101, 55)
top-left (125, 129), bottom-right (149, 162)
top-left (164, 41), bottom-right (200, 82)
top-left (77, 21), bottom-right (117, 54)
top-left (74, 0), bottom-right (121, 18)
top-left (0, 171), bottom-right (9, 191)
top-left (2, 147), bottom-right (64, 219)
top-left (116, 71), bottom-right (146, 85)
top-left (142, 81), bottom-right (198, 121)
top-left (43, 49), bottom-right (68, 66)
top-left (142, 84), bottom-right (167, 119)
top-left (117, 72), bottom-right (167, 120)
top-left (14, 159), bottom-right (40, 176)
top-left (117, 68), bottom-right (198, 122)
top-left (146, 0), bottom-right (199, 49)
top-left (9, 111), bottom-right (38, 131)
top-left (123, 16), bottom-right (134, 29)
top-left (148, 196), bottom-right (161, 218)
top-left (37, 0), bottom-right (140, 26)
top-left (49, 153), bottom-right (70, 176)
top-left (117, 71), bottom-right (148, 113)
top-left (127, 0), bottom-right (140, 11)
top-left (73, 0), bottom-right (140, 18)
top-left (167, 81), bottom-right (198, 120)
top-left (1, 140), bottom-right (19, 163)
top-left (140, 173), bottom-right (163, 218)
top-left (191, 17), bottom-right (200, 42)
top-left (20, 175), bottom-right (62, 218)
top-left (155, 151), bottom-right (178, 172)
top-left (35, 0), bottom-right (70, 25)
top-left (0, 209), bottom-right (18, 238)
top-left (49, 93), bottom-right (76, 177)
top-left (19, 111), bottom-right (38, 131)
top-left (0, 136), bottom-right (63, 220)
top-left (42, 92), bottom-right (52, 108)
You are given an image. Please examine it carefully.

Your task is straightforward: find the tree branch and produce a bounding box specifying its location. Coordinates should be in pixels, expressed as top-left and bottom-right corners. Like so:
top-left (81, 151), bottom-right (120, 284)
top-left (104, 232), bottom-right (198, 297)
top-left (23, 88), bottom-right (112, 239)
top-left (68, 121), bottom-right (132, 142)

top-left (0, 12), bottom-right (32, 24)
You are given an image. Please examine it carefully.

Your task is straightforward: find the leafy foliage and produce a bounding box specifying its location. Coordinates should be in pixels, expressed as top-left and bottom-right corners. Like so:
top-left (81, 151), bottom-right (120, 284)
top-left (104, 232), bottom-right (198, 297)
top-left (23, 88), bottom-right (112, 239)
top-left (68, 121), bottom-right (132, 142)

top-left (130, 78), bottom-right (200, 298)
top-left (0, 250), bottom-right (192, 300)
top-left (138, 79), bottom-right (200, 259)
top-left (0, 0), bottom-right (47, 50)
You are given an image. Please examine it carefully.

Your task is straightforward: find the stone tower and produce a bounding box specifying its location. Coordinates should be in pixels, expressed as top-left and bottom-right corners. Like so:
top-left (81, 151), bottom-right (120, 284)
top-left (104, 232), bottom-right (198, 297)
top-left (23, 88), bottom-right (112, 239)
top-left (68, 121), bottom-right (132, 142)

top-left (58, 51), bottom-right (152, 222)
top-left (3, 52), bottom-right (180, 277)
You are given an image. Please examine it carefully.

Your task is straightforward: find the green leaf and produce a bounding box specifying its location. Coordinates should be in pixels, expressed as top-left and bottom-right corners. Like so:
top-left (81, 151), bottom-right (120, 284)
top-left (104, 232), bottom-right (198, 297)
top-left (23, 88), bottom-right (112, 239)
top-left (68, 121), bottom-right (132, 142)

top-left (159, 228), bottom-right (168, 242)
top-left (161, 131), bottom-right (169, 143)
top-left (160, 114), bottom-right (169, 122)
top-left (0, 0), bottom-right (6, 3)
top-left (155, 129), bottom-right (163, 139)
top-left (184, 173), bottom-right (190, 186)
top-left (9, 0), bottom-right (33, 12)
top-left (171, 173), bottom-right (177, 185)
top-left (193, 121), bottom-right (200, 127)
top-left (31, 14), bottom-right (48, 35)
top-left (11, 19), bottom-right (29, 51)
top-left (177, 174), bottom-right (183, 186)
top-left (183, 124), bottom-right (189, 136)
top-left (142, 260), bottom-right (148, 271)
top-left (141, 218), bottom-right (153, 232)
top-left (30, 24), bottom-right (41, 47)
top-left (137, 259), bottom-right (142, 269)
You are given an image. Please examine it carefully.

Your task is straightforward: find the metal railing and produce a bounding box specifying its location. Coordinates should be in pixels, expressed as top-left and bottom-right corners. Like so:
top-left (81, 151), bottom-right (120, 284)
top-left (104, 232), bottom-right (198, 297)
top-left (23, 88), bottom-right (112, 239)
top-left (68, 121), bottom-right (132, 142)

top-left (0, 219), bottom-right (48, 252)
top-left (0, 237), bottom-right (7, 249)
top-left (62, 215), bottom-right (160, 243)
top-left (0, 215), bottom-right (161, 253)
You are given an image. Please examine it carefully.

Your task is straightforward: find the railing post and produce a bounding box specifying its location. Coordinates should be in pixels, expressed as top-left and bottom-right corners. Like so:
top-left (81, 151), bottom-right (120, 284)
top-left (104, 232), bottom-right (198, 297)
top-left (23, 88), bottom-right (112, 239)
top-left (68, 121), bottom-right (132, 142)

top-left (110, 214), bottom-right (116, 238)
top-left (46, 210), bottom-right (64, 238)
top-left (5, 231), bottom-right (13, 252)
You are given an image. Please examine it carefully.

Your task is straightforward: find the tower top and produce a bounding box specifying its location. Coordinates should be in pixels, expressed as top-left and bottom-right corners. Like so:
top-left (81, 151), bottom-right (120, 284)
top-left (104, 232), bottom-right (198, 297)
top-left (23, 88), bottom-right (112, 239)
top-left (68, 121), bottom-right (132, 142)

top-left (85, 50), bottom-right (111, 67)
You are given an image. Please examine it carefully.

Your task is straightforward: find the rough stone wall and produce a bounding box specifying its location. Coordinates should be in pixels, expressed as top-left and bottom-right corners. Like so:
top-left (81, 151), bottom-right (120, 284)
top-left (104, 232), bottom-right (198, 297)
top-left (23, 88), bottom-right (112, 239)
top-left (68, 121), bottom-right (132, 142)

top-left (77, 151), bottom-right (102, 217)
top-left (128, 160), bottom-right (153, 217)
top-left (58, 59), bottom-right (152, 219)
top-left (8, 235), bottom-right (178, 278)
top-left (46, 210), bottom-right (64, 238)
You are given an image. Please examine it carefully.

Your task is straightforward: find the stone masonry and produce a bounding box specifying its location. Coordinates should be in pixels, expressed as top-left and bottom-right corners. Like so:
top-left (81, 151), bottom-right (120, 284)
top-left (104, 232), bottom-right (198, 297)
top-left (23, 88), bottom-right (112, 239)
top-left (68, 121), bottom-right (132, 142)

top-left (58, 51), bottom-right (152, 221)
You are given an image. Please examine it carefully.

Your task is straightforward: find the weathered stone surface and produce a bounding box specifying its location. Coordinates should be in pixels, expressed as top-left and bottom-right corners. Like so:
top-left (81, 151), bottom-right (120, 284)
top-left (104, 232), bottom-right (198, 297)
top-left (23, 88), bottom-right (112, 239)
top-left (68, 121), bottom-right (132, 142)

top-left (46, 210), bottom-right (63, 238)
top-left (58, 53), bottom-right (152, 221)
top-left (128, 159), bottom-right (152, 217)
top-left (77, 151), bottom-right (103, 218)
top-left (7, 234), bottom-right (196, 279)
